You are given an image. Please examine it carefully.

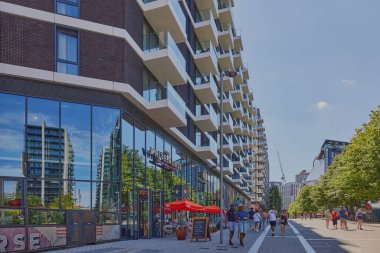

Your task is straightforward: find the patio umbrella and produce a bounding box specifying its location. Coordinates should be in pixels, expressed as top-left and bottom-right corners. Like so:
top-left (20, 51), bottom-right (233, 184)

top-left (168, 199), bottom-right (205, 212)
top-left (204, 205), bottom-right (220, 214)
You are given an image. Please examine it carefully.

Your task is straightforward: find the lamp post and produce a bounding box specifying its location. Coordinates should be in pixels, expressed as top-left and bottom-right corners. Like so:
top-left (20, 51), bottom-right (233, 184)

top-left (219, 69), bottom-right (237, 244)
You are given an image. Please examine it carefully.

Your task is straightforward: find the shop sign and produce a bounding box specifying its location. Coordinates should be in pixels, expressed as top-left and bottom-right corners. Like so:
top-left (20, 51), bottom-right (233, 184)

top-left (147, 148), bottom-right (181, 171)
top-left (173, 185), bottom-right (189, 198)
top-left (0, 226), bottom-right (66, 252)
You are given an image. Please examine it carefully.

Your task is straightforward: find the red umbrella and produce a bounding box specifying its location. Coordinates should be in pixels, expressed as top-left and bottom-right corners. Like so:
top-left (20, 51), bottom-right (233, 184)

top-left (168, 199), bottom-right (205, 212)
top-left (7, 199), bottom-right (21, 206)
top-left (205, 205), bottom-right (221, 214)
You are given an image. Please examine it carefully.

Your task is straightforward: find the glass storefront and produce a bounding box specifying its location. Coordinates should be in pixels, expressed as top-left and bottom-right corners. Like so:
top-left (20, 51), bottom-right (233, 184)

top-left (0, 91), bottom-right (245, 250)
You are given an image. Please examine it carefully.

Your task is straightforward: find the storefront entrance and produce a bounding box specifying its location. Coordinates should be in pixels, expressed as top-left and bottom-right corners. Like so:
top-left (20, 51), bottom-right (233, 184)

top-left (138, 189), bottom-right (163, 239)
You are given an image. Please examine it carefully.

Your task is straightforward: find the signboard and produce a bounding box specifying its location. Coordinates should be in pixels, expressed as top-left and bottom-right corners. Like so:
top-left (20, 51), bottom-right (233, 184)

top-left (145, 148), bottom-right (182, 171)
top-left (190, 217), bottom-right (211, 241)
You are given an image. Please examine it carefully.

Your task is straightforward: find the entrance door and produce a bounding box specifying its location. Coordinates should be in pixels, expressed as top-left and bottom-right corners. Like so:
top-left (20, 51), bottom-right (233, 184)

top-left (121, 187), bottom-right (137, 239)
top-left (138, 188), bottom-right (151, 238)
top-left (152, 191), bottom-right (162, 237)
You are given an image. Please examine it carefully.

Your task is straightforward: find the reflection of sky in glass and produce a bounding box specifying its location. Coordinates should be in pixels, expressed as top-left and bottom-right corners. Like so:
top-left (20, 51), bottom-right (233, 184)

top-left (92, 106), bottom-right (120, 181)
top-left (0, 93), bottom-right (25, 177)
top-left (61, 102), bottom-right (91, 180)
top-left (122, 118), bottom-right (133, 149)
top-left (134, 121), bottom-right (145, 162)
top-left (73, 181), bottom-right (91, 209)
top-left (27, 97), bottom-right (59, 127)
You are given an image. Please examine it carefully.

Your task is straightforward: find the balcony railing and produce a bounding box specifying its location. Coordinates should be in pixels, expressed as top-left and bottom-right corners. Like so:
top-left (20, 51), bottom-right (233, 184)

top-left (196, 40), bottom-right (218, 64)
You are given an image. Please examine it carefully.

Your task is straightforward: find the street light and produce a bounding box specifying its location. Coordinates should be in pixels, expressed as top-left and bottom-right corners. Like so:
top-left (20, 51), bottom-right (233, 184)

top-left (219, 69), bottom-right (237, 244)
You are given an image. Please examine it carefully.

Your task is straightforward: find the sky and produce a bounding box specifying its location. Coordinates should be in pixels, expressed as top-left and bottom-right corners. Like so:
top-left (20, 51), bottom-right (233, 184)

top-left (234, 0), bottom-right (380, 182)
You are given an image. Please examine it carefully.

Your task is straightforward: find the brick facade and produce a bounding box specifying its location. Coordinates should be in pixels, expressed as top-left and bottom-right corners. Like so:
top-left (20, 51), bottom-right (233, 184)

top-left (1, 0), bottom-right (54, 12)
top-left (80, 0), bottom-right (125, 28)
top-left (0, 13), bottom-right (55, 71)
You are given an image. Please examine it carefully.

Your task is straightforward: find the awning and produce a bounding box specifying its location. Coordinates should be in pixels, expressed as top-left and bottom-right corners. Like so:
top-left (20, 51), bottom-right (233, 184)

top-left (204, 205), bottom-right (221, 214)
top-left (167, 199), bottom-right (205, 212)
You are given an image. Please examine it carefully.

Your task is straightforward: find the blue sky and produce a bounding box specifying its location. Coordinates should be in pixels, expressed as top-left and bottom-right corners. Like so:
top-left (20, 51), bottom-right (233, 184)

top-left (234, 0), bottom-right (380, 182)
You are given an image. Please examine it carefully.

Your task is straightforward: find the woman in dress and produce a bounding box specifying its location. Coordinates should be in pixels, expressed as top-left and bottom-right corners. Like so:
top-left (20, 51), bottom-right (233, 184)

top-left (325, 209), bottom-right (332, 229)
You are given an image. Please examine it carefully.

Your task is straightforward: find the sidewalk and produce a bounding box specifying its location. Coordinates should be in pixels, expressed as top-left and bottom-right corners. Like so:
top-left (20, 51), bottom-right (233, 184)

top-left (48, 227), bottom-right (266, 253)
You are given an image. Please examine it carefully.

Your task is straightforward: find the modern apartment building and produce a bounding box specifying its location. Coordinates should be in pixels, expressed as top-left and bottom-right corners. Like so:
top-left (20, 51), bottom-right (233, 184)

top-left (0, 0), bottom-right (269, 250)
top-left (280, 182), bottom-right (302, 210)
top-left (295, 169), bottom-right (309, 185)
top-left (253, 108), bottom-right (270, 206)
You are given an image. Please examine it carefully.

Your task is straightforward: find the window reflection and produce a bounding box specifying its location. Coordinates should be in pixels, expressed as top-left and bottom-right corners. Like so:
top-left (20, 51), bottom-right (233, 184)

top-left (0, 93), bottom-right (25, 177)
top-left (134, 121), bottom-right (146, 188)
top-left (94, 182), bottom-right (119, 212)
top-left (61, 102), bottom-right (91, 180)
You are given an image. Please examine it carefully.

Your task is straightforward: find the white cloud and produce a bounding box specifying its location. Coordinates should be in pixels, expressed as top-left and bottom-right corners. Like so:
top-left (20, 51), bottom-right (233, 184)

top-left (317, 101), bottom-right (329, 110)
top-left (341, 79), bottom-right (357, 87)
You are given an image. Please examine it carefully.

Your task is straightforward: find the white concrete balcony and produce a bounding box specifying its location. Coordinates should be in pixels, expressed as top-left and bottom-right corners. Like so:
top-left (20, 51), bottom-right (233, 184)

top-left (141, 0), bottom-right (187, 43)
top-left (194, 40), bottom-right (218, 75)
top-left (143, 81), bottom-right (186, 128)
top-left (241, 95), bottom-right (249, 109)
top-left (220, 92), bottom-right (234, 113)
top-left (194, 9), bottom-right (218, 47)
top-left (242, 139), bottom-right (249, 149)
top-left (194, 104), bottom-right (218, 132)
top-left (242, 65), bottom-right (249, 80)
top-left (218, 47), bottom-right (234, 70)
top-left (231, 85), bottom-right (243, 102)
top-left (233, 51), bottom-right (243, 69)
top-left (242, 124), bottom-right (248, 136)
top-left (220, 113), bottom-right (234, 134)
top-left (233, 67), bottom-right (243, 85)
top-left (239, 181), bottom-right (249, 191)
top-left (143, 31), bottom-right (187, 85)
top-left (233, 29), bottom-right (242, 52)
top-left (233, 120), bottom-right (243, 135)
top-left (218, 75), bottom-right (234, 92)
top-left (195, 133), bottom-right (218, 159)
top-left (230, 173), bottom-right (243, 184)
top-left (222, 156), bottom-right (234, 175)
top-left (231, 102), bottom-right (243, 119)
top-left (239, 168), bottom-right (249, 177)
top-left (195, 0), bottom-right (218, 17)
top-left (218, 0), bottom-right (233, 25)
top-left (232, 155), bottom-right (244, 168)
top-left (233, 137), bottom-right (243, 152)
top-left (194, 73), bottom-right (219, 104)
top-left (241, 81), bottom-right (249, 93)
top-left (218, 23), bottom-right (234, 50)
top-left (218, 135), bottom-right (233, 154)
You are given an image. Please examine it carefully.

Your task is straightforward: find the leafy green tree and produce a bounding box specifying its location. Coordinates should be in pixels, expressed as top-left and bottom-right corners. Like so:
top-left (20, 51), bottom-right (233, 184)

top-left (269, 186), bottom-right (281, 213)
top-left (296, 185), bottom-right (318, 213)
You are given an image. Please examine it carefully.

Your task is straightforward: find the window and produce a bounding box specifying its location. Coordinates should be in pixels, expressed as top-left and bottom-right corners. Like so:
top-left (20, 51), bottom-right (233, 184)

top-left (56, 28), bottom-right (79, 75)
top-left (56, 0), bottom-right (79, 18)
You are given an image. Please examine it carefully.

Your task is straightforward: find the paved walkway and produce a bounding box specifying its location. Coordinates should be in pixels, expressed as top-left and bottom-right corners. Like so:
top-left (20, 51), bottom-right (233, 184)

top-left (47, 219), bottom-right (380, 253)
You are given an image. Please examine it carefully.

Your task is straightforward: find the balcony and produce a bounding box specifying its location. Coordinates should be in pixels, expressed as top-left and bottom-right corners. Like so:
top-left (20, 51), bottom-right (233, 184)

top-left (241, 81), bottom-right (249, 94)
top-left (256, 173), bottom-right (264, 178)
top-left (242, 138), bottom-right (249, 149)
top-left (231, 102), bottom-right (243, 119)
top-left (144, 81), bottom-right (186, 128)
top-left (220, 92), bottom-right (234, 113)
top-left (241, 94), bottom-right (249, 108)
top-left (239, 168), bottom-right (249, 177)
top-left (141, 0), bottom-right (187, 43)
top-left (240, 181), bottom-right (249, 191)
top-left (218, 23), bottom-right (234, 49)
top-left (218, 47), bottom-right (234, 70)
top-left (194, 9), bottom-right (218, 47)
top-left (233, 119), bottom-right (242, 135)
top-left (218, 135), bottom-right (233, 154)
top-left (242, 108), bottom-right (249, 122)
top-left (218, 0), bottom-right (233, 25)
top-left (242, 124), bottom-right (248, 136)
top-left (196, 132), bottom-right (218, 159)
top-left (194, 104), bottom-right (218, 132)
top-left (242, 65), bottom-right (249, 81)
top-left (220, 113), bottom-right (234, 134)
top-left (233, 29), bottom-right (242, 52)
top-left (230, 173), bottom-right (242, 184)
top-left (218, 75), bottom-right (234, 91)
top-left (194, 40), bottom-right (218, 75)
top-left (194, 73), bottom-right (219, 104)
top-left (195, 0), bottom-right (218, 18)
top-left (233, 50), bottom-right (243, 69)
top-left (143, 31), bottom-right (187, 85)
top-left (233, 67), bottom-right (243, 85)
top-left (232, 154), bottom-right (243, 168)
top-left (232, 137), bottom-right (243, 152)
top-left (222, 156), bottom-right (234, 175)
top-left (231, 85), bottom-right (243, 102)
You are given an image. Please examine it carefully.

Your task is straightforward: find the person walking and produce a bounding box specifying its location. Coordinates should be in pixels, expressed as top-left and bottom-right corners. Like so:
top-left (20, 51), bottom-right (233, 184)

top-left (280, 210), bottom-right (288, 235)
top-left (339, 206), bottom-right (348, 230)
top-left (226, 203), bottom-right (237, 246)
top-left (268, 206), bottom-right (277, 237)
top-left (253, 210), bottom-right (261, 232)
top-left (262, 209), bottom-right (268, 228)
top-left (355, 208), bottom-right (364, 230)
top-left (325, 209), bottom-right (332, 229)
top-left (332, 208), bottom-right (339, 230)
top-left (248, 207), bottom-right (255, 231)
top-left (236, 204), bottom-right (249, 246)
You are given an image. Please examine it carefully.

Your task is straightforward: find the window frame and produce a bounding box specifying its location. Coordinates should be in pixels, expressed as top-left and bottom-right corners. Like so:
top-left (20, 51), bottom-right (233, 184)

top-left (55, 0), bottom-right (80, 18)
top-left (55, 27), bottom-right (80, 75)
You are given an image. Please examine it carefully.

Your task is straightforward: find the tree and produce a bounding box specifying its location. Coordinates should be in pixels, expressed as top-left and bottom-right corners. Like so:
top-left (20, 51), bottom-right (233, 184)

top-left (269, 186), bottom-right (281, 213)
top-left (295, 185), bottom-right (318, 213)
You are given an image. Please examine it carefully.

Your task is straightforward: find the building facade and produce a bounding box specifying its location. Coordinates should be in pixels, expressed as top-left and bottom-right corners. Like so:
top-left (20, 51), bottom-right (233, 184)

top-left (0, 0), bottom-right (269, 251)
top-left (295, 169), bottom-right (309, 185)
top-left (280, 182), bottom-right (302, 210)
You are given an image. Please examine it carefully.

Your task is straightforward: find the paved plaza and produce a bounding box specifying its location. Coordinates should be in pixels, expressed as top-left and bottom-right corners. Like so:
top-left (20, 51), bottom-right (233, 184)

top-left (47, 219), bottom-right (380, 253)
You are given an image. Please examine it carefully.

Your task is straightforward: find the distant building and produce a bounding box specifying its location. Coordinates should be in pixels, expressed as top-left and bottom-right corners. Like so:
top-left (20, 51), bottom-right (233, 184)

top-left (306, 139), bottom-right (349, 184)
top-left (269, 181), bottom-right (282, 190)
top-left (295, 170), bottom-right (309, 185)
top-left (280, 182), bottom-right (302, 210)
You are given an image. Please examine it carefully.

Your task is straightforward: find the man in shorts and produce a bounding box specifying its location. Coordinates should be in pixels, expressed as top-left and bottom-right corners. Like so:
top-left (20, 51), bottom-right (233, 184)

top-left (226, 203), bottom-right (237, 245)
top-left (339, 206), bottom-right (348, 230)
top-left (268, 206), bottom-right (277, 236)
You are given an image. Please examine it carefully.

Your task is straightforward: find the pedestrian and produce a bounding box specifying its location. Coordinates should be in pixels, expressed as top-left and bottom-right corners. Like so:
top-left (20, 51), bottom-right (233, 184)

top-left (325, 209), bottom-right (332, 229)
top-left (248, 207), bottom-right (255, 231)
top-left (253, 210), bottom-right (261, 232)
top-left (236, 204), bottom-right (249, 246)
top-left (355, 208), bottom-right (364, 230)
top-left (332, 208), bottom-right (339, 229)
top-left (268, 206), bottom-right (277, 237)
top-left (226, 203), bottom-right (237, 246)
top-left (262, 209), bottom-right (268, 228)
top-left (280, 209), bottom-right (288, 235)
top-left (339, 206), bottom-right (348, 230)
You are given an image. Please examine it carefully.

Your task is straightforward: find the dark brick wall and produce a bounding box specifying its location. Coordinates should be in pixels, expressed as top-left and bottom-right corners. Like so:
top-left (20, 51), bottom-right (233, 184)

top-left (80, 30), bottom-right (125, 82)
top-left (80, 0), bottom-right (125, 28)
top-left (1, 0), bottom-right (54, 12)
top-left (0, 13), bottom-right (55, 71)
top-left (125, 43), bottom-right (144, 95)
top-left (125, 0), bottom-right (144, 48)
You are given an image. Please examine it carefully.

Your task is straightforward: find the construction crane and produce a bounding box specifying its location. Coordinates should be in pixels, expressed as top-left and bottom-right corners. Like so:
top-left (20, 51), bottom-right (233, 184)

top-left (276, 151), bottom-right (286, 184)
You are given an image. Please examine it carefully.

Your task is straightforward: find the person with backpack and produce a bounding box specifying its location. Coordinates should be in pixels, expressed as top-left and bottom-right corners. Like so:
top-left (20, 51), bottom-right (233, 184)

top-left (280, 209), bottom-right (288, 235)
top-left (248, 207), bottom-right (255, 231)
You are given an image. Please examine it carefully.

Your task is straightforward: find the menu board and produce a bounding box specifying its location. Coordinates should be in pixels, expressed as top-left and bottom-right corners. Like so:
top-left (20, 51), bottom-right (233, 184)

top-left (191, 217), bottom-right (211, 241)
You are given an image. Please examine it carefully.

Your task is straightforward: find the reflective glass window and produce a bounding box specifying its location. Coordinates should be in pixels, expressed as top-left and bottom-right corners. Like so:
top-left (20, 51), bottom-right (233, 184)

top-left (134, 121), bottom-right (146, 188)
top-left (0, 93), bottom-right (25, 177)
top-left (94, 182), bottom-right (119, 212)
top-left (1, 180), bottom-right (23, 207)
top-left (92, 106), bottom-right (120, 182)
top-left (27, 179), bottom-right (62, 208)
top-left (56, 28), bottom-right (79, 75)
top-left (61, 102), bottom-right (91, 180)
top-left (155, 135), bottom-right (164, 191)
top-left (146, 130), bottom-right (155, 190)
top-left (56, 0), bottom-right (79, 18)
